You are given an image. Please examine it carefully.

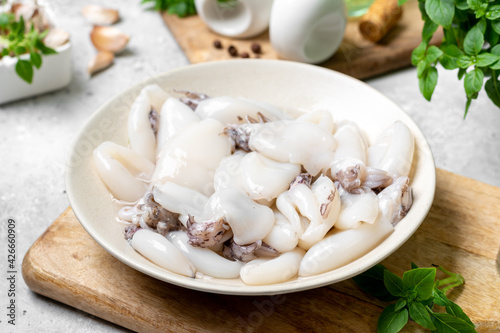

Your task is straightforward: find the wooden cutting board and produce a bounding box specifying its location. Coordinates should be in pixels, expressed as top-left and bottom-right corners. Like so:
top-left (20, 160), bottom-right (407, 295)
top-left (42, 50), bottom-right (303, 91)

top-left (161, 0), bottom-right (443, 80)
top-left (22, 169), bottom-right (500, 332)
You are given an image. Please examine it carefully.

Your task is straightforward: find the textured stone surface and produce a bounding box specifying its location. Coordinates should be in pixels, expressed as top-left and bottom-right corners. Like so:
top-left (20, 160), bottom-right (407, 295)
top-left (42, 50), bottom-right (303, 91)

top-left (0, 0), bottom-right (499, 332)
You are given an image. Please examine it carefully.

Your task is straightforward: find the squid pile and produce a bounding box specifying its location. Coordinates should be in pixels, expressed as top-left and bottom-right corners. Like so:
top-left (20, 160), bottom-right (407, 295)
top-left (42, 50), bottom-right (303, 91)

top-left (93, 84), bottom-right (415, 285)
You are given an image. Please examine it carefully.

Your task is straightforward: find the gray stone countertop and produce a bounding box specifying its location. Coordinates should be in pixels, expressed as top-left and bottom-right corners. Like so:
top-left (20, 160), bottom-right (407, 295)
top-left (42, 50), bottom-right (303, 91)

top-left (0, 0), bottom-right (499, 332)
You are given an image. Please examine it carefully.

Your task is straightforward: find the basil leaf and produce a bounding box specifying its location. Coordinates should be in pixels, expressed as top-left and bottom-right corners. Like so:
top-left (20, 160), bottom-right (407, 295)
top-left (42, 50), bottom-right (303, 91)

top-left (458, 68), bottom-right (467, 80)
top-left (467, 0), bottom-right (488, 17)
top-left (485, 22), bottom-right (500, 46)
top-left (486, 5), bottom-right (500, 20)
top-left (417, 60), bottom-right (428, 78)
top-left (377, 304), bottom-right (409, 333)
top-left (430, 312), bottom-right (476, 332)
top-left (419, 67), bottom-right (438, 101)
top-left (418, 1), bottom-right (429, 21)
top-left (402, 268), bottom-right (436, 300)
top-left (398, 0), bottom-right (409, 5)
top-left (446, 300), bottom-right (475, 327)
top-left (463, 25), bottom-right (484, 55)
top-left (412, 42), bottom-right (427, 66)
top-left (457, 55), bottom-right (473, 68)
top-left (476, 17), bottom-right (487, 34)
top-left (455, 0), bottom-right (469, 10)
top-left (422, 19), bottom-right (438, 43)
top-left (492, 44), bottom-right (500, 56)
top-left (433, 288), bottom-right (450, 307)
top-left (491, 20), bottom-right (500, 34)
top-left (384, 270), bottom-right (407, 297)
top-left (476, 53), bottom-right (499, 67)
top-left (410, 262), bottom-right (419, 269)
top-left (0, 13), bottom-right (11, 27)
top-left (485, 77), bottom-right (500, 108)
top-left (426, 45), bottom-right (444, 63)
top-left (465, 96), bottom-right (473, 118)
top-left (15, 59), bottom-right (33, 84)
top-left (30, 51), bottom-right (42, 69)
top-left (352, 264), bottom-right (397, 302)
top-left (425, 0), bottom-right (454, 28)
top-left (490, 60), bottom-right (500, 70)
top-left (409, 302), bottom-right (435, 330)
top-left (464, 68), bottom-right (484, 97)
top-left (440, 44), bottom-right (464, 69)
top-left (394, 298), bottom-right (407, 312)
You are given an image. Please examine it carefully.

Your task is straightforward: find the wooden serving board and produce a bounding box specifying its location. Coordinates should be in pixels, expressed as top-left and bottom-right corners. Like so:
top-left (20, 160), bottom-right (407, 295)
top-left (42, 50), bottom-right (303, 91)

top-left (161, 0), bottom-right (443, 80)
top-left (22, 169), bottom-right (500, 333)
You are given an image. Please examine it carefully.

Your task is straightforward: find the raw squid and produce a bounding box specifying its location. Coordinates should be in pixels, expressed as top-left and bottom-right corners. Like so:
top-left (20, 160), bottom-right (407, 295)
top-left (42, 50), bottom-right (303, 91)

top-left (93, 141), bottom-right (155, 202)
top-left (152, 118), bottom-right (232, 196)
top-left (368, 121), bottom-right (415, 177)
top-left (131, 229), bottom-right (195, 277)
top-left (94, 88), bottom-right (417, 285)
top-left (128, 85), bottom-right (169, 163)
top-left (240, 248), bottom-right (305, 285)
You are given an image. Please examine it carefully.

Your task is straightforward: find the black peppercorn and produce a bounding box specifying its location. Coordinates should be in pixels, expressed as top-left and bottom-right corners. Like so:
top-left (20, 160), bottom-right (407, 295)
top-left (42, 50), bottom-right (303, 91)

top-left (228, 45), bottom-right (238, 57)
top-left (241, 52), bottom-right (250, 58)
top-left (251, 43), bottom-right (261, 54)
top-left (213, 40), bottom-right (223, 49)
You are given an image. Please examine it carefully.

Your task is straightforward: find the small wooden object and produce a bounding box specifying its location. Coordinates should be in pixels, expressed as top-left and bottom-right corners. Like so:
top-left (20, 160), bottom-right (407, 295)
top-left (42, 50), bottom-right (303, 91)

top-left (359, 0), bottom-right (403, 42)
top-left (22, 169), bottom-right (500, 332)
top-left (161, 0), bottom-right (442, 80)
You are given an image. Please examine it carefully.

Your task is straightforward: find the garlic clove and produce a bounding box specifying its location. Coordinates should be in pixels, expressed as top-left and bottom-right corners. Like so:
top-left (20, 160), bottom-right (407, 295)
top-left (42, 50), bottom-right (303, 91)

top-left (87, 51), bottom-right (114, 75)
top-left (82, 5), bottom-right (120, 25)
top-left (90, 26), bottom-right (129, 53)
top-left (43, 28), bottom-right (70, 49)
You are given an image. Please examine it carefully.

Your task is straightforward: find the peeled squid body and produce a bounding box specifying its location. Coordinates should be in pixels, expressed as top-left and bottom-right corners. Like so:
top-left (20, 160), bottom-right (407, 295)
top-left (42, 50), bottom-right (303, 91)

top-left (93, 141), bottom-right (155, 202)
top-left (131, 229), bottom-right (195, 277)
top-left (240, 152), bottom-right (301, 201)
top-left (296, 110), bottom-right (335, 133)
top-left (335, 189), bottom-right (379, 230)
top-left (156, 98), bottom-right (200, 154)
top-left (378, 176), bottom-right (413, 225)
top-left (195, 96), bottom-right (288, 124)
top-left (331, 121), bottom-right (368, 165)
top-left (277, 175), bottom-right (341, 250)
top-left (152, 182), bottom-right (208, 225)
top-left (213, 152), bottom-right (246, 192)
top-left (299, 217), bottom-right (394, 277)
top-left (152, 118), bottom-right (232, 196)
top-left (368, 121), bottom-right (414, 177)
top-left (249, 120), bottom-right (337, 176)
top-left (263, 211), bottom-right (299, 253)
top-left (202, 187), bottom-right (274, 245)
top-left (128, 85), bottom-right (169, 163)
top-left (167, 231), bottom-right (243, 279)
top-left (240, 248), bottom-right (305, 285)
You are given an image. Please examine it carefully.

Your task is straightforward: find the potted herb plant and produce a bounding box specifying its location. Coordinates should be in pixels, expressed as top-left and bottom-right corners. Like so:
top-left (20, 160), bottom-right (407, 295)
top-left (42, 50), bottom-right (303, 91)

top-left (0, 1), bottom-right (71, 105)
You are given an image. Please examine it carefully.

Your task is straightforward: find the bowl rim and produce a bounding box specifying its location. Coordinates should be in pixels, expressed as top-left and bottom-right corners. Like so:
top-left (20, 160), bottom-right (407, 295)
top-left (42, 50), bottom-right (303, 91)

top-left (66, 59), bottom-right (436, 295)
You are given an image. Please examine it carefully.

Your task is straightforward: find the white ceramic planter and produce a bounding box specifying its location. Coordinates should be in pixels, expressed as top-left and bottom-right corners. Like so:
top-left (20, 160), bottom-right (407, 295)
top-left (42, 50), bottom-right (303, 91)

top-left (195, 0), bottom-right (273, 38)
top-left (0, 42), bottom-right (72, 105)
top-left (269, 0), bottom-right (347, 64)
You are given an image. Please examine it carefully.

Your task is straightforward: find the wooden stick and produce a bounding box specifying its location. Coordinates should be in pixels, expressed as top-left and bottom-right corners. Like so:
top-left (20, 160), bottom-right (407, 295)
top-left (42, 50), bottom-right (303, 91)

top-left (359, 0), bottom-right (403, 43)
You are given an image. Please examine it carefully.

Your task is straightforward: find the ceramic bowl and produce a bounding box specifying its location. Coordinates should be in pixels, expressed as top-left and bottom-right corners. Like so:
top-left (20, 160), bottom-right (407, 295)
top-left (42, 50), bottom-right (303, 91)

top-left (66, 60), bottom-right (436, 295)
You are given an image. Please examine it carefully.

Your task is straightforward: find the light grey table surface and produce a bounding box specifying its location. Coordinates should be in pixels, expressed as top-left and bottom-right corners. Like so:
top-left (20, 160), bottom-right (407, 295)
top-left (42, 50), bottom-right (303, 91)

top-left (1, 0), bottom-right (499, 332)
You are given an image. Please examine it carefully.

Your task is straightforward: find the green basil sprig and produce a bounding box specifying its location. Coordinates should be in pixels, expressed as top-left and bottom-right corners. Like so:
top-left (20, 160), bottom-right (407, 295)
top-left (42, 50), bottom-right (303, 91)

top-left (400, 0), bottom-right (500, 116)
top-left (352, 263), bottom-right (476, 333)
top-left (0, 13), bottom-right (57, 84)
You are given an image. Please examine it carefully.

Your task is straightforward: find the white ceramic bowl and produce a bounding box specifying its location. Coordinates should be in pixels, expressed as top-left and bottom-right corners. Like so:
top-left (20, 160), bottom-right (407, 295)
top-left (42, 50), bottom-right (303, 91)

top-left (66, 60), bottom-right (436, 295)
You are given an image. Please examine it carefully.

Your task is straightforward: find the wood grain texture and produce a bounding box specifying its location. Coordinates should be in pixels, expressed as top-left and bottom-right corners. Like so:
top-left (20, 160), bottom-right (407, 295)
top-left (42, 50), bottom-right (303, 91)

top-left (22, 169), bottom-right (500, 332)
top-left (161, 0), bottom-right (443, 80)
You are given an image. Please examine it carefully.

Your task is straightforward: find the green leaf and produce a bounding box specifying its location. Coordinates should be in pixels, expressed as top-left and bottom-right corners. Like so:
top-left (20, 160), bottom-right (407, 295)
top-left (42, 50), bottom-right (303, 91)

top-left (492, 45), bottom-right (500, 56)
top-left (417, 60), bottom-right (428, 78)
top-left (455, 0), bottom-right (469, 10)
top-left (463, 25), bottom-right (484, 55)
top-left (15, 59), bottom-right (33, 83)
top-left (377, 304), bottom-right (409, 333)
top-left (398, 0), bottom-right (409, 5)
top-left (485, 77), bottom-right (500, 107)
top-left (410, 262), bottom-right (419, 269)
top-left (467, 0), bottom-right (488, 17)
top-left (422, 19), bottom-right (438, 43)
top-left (426, 45), bottom-right (444, 63)
top-left (352, 264), bottom-right (398, 302)
top-left (425, 0), bottom-right (454, 27)
top-left (476, 53), bottom-right (499, 67)
top-left (457, 55), bottom-right (474, 68)
top-left (476, 17), bottom-right (487, 34)
top-left (486, 5), bottom-right (500, 20)
top-left (440, 44), bottom-right (464, 69)
top-left (402, 268), bottom-right (436, 300)
top-left (491, 20), bottom-right (500, 34)
top-left (446, 300), bottom-right (475, 327)
top-left (430, 312), bottom-right (476, 332)
top-left (418, 1), bottom-right (430, 21)
top-left (465, 96), bottom-right (473, 118)
top-left (485, 22), bottom-right (500, 46)
top-left (394, 298), bottom-right (407, 312)
top-left (384, 270), bottom-right (407, 297)
top-left (419, 67), bottom-right (438, 101)
top-left (30, 51), bottom-right (42, 69)
top-left (0, 13), bottom-right (12, 28)
top-left (409, 302), bottom-right (435, 330)
top-left (464, 68), bottom-right (484, 97)
top-left (458, 68), bottom-right (467, 80)
top-left (412, 42), bottom-right (427, 66)
top-left (490, 61), bottom-right (500, 70)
